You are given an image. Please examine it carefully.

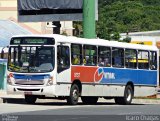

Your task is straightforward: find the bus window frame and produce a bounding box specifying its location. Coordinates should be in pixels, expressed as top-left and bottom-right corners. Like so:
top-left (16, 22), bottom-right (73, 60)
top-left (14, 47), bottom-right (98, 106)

top-left (149, 51), bottom-right (157, 70)
top-left (138, 50), bottom-right (149, 70)
top-left (98, 46), bottom-right (111, 67)
top-left (125, 48), bottom-right (137, 69)
top-left (71, 43), bottom-right (83, 65)
top-left (112, 47), bottom-right (124, 68)
top-left (83, 44), bottom-right (97, 66)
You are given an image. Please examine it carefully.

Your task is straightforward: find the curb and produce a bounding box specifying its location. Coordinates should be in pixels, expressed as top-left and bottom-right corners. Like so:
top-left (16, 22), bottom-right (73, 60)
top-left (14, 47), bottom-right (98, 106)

top-left (132, 99), bottom-right (160, 104)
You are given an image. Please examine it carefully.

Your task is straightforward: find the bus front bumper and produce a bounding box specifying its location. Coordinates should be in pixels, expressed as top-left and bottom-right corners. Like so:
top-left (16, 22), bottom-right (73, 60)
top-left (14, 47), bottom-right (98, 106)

top-left (7, 85), bottom-right (56, 97)
top-left (7, 84), bottom-right (71, 97)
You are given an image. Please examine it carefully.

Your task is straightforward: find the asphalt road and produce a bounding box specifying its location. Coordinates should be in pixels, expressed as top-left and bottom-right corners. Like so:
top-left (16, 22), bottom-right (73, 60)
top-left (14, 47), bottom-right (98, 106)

top-left (0, 100), bottom-right (160, 121)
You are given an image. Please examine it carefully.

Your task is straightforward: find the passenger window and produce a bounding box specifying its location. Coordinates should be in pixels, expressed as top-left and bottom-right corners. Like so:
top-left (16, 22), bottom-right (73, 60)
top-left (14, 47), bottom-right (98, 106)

top-left (138, 50), bottom-right (149, 69)
top-left (125, 49), bottom-right (137, 69)
top-left (112, 48), bottom-right (124, 68)
top-left (150, 51), bottom-right (157, 70)
top-left (57, 45), bottom-right (70, 73)
top-left (98, 46), bottom-right (111, 67)
top-left (83, 45), bottom-right (97, 66)
top-left (71, 44), bottom-right (82, 65)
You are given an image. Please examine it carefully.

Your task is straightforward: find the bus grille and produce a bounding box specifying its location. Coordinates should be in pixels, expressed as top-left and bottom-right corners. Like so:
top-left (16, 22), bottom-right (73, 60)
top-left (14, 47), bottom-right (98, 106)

top-left (17, 88), bottom-right (40, 91)
top-left (13, 74), bottom-right (50, 85)
top-left (15, 79), bottom-right (44, 85)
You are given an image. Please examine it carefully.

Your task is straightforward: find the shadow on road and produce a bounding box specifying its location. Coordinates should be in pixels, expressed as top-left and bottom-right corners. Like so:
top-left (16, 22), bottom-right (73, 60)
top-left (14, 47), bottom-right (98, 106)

top-left (2, 98), bottom-right (145, 106)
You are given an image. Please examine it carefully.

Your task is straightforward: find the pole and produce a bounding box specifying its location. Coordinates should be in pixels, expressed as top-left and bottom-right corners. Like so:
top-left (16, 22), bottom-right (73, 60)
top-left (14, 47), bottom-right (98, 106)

top-left (83, 0), bottom-right (96, 38)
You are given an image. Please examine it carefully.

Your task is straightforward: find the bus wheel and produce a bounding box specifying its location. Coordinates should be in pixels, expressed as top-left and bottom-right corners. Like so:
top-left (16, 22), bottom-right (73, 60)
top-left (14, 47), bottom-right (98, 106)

top-left (67, 84), bottom-right (80, 105)
top-left (81, 97), bottom-right (98, 104)
top-left (25, 95), bottom-right (37, 104)
top-left (114, 85), bottom-right (133, 105)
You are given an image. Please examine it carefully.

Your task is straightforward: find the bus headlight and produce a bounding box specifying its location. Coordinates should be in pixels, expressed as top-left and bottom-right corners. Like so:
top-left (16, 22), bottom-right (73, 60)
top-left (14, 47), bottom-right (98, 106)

top-left (47, 76), bottom-right (54, 86)
top-left (7, 73), bottom-right (14, 85)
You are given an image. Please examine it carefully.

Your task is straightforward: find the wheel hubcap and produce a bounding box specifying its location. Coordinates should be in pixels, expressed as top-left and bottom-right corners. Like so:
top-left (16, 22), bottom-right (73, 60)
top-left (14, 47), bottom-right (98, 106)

top-left (126, 89), bottom-right (132, 102)
top-left (72, 89), bottom-right (78, 101)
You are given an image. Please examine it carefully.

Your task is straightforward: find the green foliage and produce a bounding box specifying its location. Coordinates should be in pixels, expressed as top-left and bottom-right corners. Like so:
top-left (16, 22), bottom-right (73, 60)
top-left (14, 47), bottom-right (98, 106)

top-left (122, 37), bottom-right (131, 43)
top-left (97, 0), bottom-right (160, 40)
top-left (111, 32), bottom-right (120, 41)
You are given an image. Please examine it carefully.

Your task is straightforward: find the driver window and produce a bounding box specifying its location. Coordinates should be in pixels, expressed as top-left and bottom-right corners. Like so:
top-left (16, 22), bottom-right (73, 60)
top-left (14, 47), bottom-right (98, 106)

top-left (57, 45), bottom-right (70, 73)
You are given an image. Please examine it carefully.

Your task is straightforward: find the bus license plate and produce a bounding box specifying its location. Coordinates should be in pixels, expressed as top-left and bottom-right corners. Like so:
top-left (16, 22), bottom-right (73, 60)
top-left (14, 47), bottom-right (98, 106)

top-left (24, 92), bottom-right (32, 95)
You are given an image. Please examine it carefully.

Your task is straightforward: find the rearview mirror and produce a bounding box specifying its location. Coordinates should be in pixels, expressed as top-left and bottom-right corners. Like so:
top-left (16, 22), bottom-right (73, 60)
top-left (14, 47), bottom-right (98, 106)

top-left (1, 50), bottom-right (4, 59)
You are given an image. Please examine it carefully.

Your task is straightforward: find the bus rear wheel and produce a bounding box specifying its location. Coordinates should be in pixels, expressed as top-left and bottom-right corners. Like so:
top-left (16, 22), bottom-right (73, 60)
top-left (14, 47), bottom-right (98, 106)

top-left (115, 85), bottom-right (133, 105)
top-left (81, 97), bottom-right (98, 104)
top-left (67, 84), bottom-right (80, 105)
top-left (25, 95), bottom-right (37, 104)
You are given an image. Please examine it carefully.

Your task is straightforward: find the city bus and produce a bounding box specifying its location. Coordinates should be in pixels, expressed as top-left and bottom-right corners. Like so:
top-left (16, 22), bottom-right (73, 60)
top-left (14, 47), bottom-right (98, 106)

top-left (7, 34), bottom-right (159, 105)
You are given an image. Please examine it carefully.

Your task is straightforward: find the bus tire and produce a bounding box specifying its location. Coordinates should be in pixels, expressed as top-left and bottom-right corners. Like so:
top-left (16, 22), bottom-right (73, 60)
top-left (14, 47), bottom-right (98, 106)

top-left (67, 84), bottom-right (80, 105)
top-left (81, 97), bottom-right (98, 104)
top-left (25, 95), bottom-right (37, 104)
top-left (115, 85), bottom-right (133, 105)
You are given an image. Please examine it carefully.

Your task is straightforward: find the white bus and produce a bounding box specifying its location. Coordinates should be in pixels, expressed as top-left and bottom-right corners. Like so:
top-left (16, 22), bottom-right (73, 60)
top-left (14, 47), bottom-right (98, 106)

top-left (7, 34), bottom-right (159, 105)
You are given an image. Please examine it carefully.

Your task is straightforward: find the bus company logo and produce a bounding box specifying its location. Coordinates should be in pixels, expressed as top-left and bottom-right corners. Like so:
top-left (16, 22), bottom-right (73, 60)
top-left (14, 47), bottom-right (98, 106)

top-left (94, 68), bottom-right (116, 83)
top-left (94, 68), bottom-right (104, 83)
top-left (25, 75), bottom-right (32, 82)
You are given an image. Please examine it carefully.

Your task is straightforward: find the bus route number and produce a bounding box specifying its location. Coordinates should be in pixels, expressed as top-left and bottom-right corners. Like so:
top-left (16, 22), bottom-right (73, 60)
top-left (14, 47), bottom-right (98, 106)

top-left (74, 73), bottom-right (80, 78)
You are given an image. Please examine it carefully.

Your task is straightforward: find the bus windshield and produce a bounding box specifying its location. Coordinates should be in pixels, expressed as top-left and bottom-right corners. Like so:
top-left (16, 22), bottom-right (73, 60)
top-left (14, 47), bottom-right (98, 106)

top-left (8, 46), bottom-right (54, 73)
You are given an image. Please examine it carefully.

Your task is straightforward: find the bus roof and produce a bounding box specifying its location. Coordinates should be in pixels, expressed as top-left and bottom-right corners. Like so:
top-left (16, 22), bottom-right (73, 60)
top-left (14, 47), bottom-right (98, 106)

top-left (12, 34), bottom-right (158, 51)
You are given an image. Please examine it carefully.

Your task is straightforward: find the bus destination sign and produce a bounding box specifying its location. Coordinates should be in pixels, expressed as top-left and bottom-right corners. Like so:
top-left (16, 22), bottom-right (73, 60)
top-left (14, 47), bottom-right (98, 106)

top-left (10, 37), bottom-right (55, 45)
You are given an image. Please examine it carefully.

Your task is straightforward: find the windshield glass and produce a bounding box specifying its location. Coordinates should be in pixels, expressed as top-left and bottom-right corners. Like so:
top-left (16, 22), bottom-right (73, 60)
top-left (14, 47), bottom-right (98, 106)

top-left (8, 46), bottom-right (54, 73)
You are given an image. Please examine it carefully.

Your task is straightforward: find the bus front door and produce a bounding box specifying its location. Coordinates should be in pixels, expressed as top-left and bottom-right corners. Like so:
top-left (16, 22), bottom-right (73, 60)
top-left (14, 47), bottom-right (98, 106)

top-left (56, 45), bottom-right (71, 84)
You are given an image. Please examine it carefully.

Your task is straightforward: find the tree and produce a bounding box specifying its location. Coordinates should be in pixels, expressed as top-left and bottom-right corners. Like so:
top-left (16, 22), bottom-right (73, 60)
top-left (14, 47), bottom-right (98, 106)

top-left (73, 0), bottom-right (160, 41)
top-left (111, 32), bottom-right (120, 41)
top-left (97, 0), bottom-right (160, 40)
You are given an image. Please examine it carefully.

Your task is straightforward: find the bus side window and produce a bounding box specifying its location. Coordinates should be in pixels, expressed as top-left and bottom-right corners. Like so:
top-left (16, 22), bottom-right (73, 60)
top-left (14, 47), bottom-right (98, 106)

top-left (150, 51), bottom-right (157, 70)
top-left (57, 45), bottom-right (70, 73)
top-left (138, 50), bottom-right (149, 69)
top-left (125, 49), bottom-right (137, 69)
top-left (71, 44), bottom-right (82, 65)
top-left (98, 46), bottom-right (111, 67)
top-left (83, 45), bottom-right (97, 66)
top-left (112, 48), bottom-right (124, 68)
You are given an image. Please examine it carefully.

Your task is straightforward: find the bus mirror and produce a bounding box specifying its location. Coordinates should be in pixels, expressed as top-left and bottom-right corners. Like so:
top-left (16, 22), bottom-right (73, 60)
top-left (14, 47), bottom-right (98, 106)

top-left (1, 46), bottom-right (9, 59)
top-left (1, 50), bottom-right (4, 59)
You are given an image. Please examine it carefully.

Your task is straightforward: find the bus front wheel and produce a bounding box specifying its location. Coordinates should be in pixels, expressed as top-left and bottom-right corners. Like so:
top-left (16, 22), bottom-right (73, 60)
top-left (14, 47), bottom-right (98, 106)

top-left (67, 84), bottom-right (80, 105)
top-left (115, 85), bottom-right (133, 105)
top-left (25, 95), bottom-right (37, 104)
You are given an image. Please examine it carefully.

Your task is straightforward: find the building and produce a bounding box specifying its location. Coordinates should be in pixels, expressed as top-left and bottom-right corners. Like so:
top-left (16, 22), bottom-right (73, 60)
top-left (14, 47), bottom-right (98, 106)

top-left (0, 0), bottom-right (73, 35)
top-left (120, 30), bottom-right (160, 49)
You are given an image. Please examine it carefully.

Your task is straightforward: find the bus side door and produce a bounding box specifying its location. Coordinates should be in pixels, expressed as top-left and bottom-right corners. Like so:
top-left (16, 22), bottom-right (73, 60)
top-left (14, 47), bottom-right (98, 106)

top-left (56, 44), bottom-right (71, 83)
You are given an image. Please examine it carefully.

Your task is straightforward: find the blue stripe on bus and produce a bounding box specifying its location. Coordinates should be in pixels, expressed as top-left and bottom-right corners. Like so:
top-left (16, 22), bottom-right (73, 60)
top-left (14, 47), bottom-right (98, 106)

top-left (100, 68), bottom-right (157, 86)
top-left (13, 74), bottom-right (50, 80)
